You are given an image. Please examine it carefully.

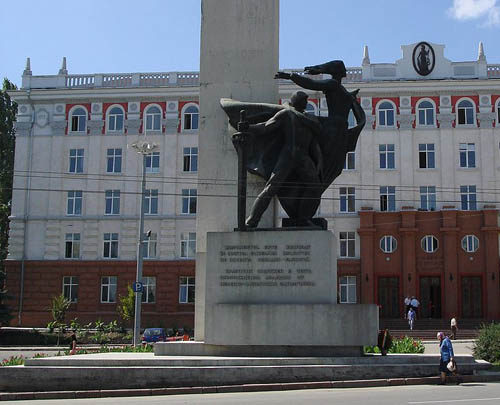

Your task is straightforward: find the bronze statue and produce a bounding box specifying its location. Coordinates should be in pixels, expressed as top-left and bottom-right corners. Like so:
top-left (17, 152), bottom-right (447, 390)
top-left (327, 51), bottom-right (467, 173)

top-left (220, 60), bottom-right (365, 229)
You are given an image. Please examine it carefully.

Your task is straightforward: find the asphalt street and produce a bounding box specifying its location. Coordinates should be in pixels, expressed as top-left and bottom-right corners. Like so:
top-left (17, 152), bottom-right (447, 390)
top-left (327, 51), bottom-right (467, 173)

top-left (7, 383), bottom-right (500, 405)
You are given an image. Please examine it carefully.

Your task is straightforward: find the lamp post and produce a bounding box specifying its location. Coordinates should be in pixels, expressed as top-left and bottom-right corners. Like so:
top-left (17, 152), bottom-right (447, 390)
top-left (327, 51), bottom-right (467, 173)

top-left (129, 140), bottom-right (159, 346)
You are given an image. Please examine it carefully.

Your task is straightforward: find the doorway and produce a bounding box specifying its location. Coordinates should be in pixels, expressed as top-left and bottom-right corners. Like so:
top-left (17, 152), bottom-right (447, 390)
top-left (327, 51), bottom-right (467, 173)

top-left (419, 276), bottom-right (441, 318)
top-left (378, 277), bottom-right (399, 318)
top-left (461, 276), bottom-right (482, 318)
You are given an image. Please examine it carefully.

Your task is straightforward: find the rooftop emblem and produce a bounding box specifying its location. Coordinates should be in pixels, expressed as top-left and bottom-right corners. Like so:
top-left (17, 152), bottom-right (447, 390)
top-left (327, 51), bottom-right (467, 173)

top-left (412, 42), bottom-right (435, 76)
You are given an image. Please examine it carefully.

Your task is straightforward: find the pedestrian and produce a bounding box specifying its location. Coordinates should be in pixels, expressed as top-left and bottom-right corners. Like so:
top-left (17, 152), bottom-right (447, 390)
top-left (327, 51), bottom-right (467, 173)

top-left (437, 332), bottom-right (457, 385)
top-left (69, 332), bottom-right (77, 355)
top-left (410, 296), bottom-right (420, 317)
top-left (377, 329), bottom-right (392, 356)
top-left (450, 317), bottom-right (458, 340)
top-left (404, 296), bottom-right (411, 319)
top-left (408, 307), bottom-right (416, 330)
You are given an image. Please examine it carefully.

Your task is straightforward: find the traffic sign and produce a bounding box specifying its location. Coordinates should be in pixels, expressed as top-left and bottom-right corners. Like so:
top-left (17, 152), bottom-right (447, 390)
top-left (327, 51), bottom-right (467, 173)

top-left (133, 281), bottom-right (143, 293)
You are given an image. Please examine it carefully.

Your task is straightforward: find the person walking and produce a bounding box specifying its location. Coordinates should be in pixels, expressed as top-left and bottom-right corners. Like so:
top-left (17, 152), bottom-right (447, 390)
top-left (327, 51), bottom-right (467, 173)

top-left (404, 296), bottom-right (411, 319)
top-left (408, 307), bottom-right (416, 330)
top-left (437, 332), bottom-right (456, 384)
top-left (69, 332), bottom-right (77, 355)
top-left (450, 317), bottom-right (458, 340)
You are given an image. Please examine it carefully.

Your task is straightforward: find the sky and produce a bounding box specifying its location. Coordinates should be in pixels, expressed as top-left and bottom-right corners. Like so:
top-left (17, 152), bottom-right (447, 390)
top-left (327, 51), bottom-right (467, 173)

top-left (2, 0), bottom-right (500, 87)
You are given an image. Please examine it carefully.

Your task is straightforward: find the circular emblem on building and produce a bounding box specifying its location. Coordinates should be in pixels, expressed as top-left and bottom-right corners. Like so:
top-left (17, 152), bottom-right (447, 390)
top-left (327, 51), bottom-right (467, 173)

top-left (481, 96), bottom-right (490, 105)
top-left (56, 105), bottom-right (64, 113)
top-left (130, 103), bottom-right (138, 111)
top-left (168, 102), bottom-right (177, 111)
top-left (441, 97), bottom-right (450, 106)
top-left (92, 104), bottom-right (100, 112)
top-left (412, 42), bottom-right (435, 76)
top-left (401, 97), bottom-right (410, 106)
top-left (362, 99), bottom-right (371, 108)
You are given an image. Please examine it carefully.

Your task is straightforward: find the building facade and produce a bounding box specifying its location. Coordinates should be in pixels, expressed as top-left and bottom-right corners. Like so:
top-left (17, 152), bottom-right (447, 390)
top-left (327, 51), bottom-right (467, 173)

top-left (6, 41), bottom-right (500, 327)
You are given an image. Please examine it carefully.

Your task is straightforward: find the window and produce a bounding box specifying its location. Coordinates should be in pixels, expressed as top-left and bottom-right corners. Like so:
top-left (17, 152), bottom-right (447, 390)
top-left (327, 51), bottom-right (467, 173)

top-left (421, 235), bottom-right (438, 253)
top-left (459, 143), bottom-right (476, 168)
top-left (141, 276), bottom-right (156, 303)
top-left (107, 106), bottom-right (124, 132)
top-left (145, 152), bottom-right (160, 174)
top-left (180, 232), bottom-right (196, 258)
top-left (183, 147), bottom-right (198, 172)
top-left (462, 235), bottom-right (479, 252)
top-left (101, 276), bottom-right (117, 303)
top-left (457, 99), bottom-right (475, 125)
top-left (343, 151), bottom-right (355, 170)
top-left (183, 105), bottom-right (199, 130)
top-left (497, 102), bottom-right (500, 125)
top-left (106, 148), bottom-right (122, 173)
top-left (417, 100), bottom-right (435, 126)
top-left (145, 105), bottom-right (162, 132)
top-left (65, 233), bottom-right (80, 259)
top-left (69, 149), bottom-right (84, 173)
top-left (144, 189), bottom-right (159, 215)
top-left (418, 144), bottom-right (435, 169)
top-left (143, 232), bottom-right (157, 259)
top-left (379, 144), bottom-right (395, 169)
top-left (339, 276), bottom-right (356, 304)
top-left (66, 190), bottom-right (82, 216)
top-left (70, 107), bottom-right (87, 132)
top-left (182, 189), bottom-right (197, 214)
top-left (339, 187), bottom-right (355, 213)
top-left (377, 101), bottom-right (395, 127)
top-left (105, 190), bottom-right (120, 215)
top-left (348, 110), bottom-right (356, 128)
top-left (420, 186), bottom-right (436, 211)
top-left (380, 186), bottom-right (396, 212)
top-left (305, 102), bottom-right (317, 116)
top-left (460, 185), bottom-right (477, 210)
top-left (63, 276), bottom-right (78, 303)
top-left (103, 233), bottom-right (119, 258)
top-left (339, 231), bottom-right (355, 258)
top-left (380, 235), bottom-right (397, 253)
top-left (179, 276), bottom-right (195, 303)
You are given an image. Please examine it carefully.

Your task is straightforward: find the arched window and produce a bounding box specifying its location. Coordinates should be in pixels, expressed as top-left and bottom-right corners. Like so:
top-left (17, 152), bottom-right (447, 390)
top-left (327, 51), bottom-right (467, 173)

top-left (305, 102), bottom-right (317, 116)
top-left (461, 235), bottom-right (479, 252)
top-left (377, 101), bottom-right (395, 127)
top-left (183, 104), bottom-right (199, 131)
top-left (456, 99), bottom-right (475, 126)
top-left (417, 100), bottom-right (435, 126)
top-left (70, 107), bottom-right (87, 133)
top-left (380, 235), bottom-right (397, 253)
top-left (421, 235), bottom-right (438, 253)
top-left (107, 106), bottom-right (124, 132)
top-left (145, 105), bottom-right (162, 132)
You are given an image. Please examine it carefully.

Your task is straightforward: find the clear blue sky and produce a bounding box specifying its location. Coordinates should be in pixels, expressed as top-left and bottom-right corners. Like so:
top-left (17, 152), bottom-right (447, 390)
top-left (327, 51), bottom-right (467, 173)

top-left (2, 0), bottom-right (500, 87)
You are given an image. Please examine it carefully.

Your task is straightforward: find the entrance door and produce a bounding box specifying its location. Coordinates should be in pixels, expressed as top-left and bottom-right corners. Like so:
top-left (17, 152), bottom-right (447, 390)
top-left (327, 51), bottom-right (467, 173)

top-left (378, 277), bottom-right (399, 318)
top-left (420, 277), bottom-right (441, 318)
top-left (462, 276), bottom-right (482, 318)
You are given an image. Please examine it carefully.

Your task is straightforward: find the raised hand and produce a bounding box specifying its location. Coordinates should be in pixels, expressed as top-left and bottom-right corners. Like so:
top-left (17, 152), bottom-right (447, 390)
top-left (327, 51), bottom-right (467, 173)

top-left (274, 71), bottom-right (291, 80)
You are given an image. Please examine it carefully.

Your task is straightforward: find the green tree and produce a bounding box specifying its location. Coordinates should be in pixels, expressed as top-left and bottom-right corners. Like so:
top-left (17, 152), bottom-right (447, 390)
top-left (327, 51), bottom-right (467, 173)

top-left (0, 78), bottom-right (17, 327)
top-left (117, 285), bottom-right (135, 327)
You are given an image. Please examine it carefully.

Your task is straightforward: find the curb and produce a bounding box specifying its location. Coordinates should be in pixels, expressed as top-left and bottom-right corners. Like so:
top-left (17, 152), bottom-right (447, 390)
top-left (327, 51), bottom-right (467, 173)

top-left (1, 374), bottom-right (499, 401)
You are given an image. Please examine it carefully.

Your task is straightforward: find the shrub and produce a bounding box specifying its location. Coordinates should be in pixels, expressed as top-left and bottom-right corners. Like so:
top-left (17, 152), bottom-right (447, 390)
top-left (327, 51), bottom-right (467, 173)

top-left (364, 336), bottom-right (425, 354)
top-left (1, 355), bottom-right (25, 366)
top-left (473, 322), bottom-right (500, 363)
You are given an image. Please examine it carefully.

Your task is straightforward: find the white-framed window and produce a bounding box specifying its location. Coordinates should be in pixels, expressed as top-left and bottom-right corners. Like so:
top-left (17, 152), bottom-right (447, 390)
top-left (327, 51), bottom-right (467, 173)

top-left (107, 106), bottom-right (124, 132)
top-left (339, 275), bottom-right (356, 304)
top-left (105, 190), bottom-right (120, 215)
top-left (380, 186), bottom-right (396, 212)
top-left (180, 232), bottom-right (196, 258)
top-left (182, 104), bottom-right (199, 131)
top-left (145, 152), bottom-right (160, 174)
top-left (141, 276), bottom-right (156, 303)
top-left (421, 235), bottom-right (438, 253)
top-left (339, 231), bottom-right (355, 258)
top-left (496, 100), bottom-right (500, 125)
top-left (456, 99), bottom-right (475, 126)
top-left (106, 148), bottom-right (122, 173)
top-left (418, 143), bottom-right (435, 169)
top-left (62, 276), bottom-right (78, 303)
top-left (182, 189), bottom-right (197, 214)
top-left (143, 232), bottom-right (157, 259)
top-left (179, 276), bottom-right (195, 303)
top-left (460, 185), bottom-right (477, 210)
top-left (459, 143), bottom-right (476, 168)
top-left (339, 187), bottom-right (355, 213)
top-left (103, 233), bottom-right (119, 258)
top-left (145, 105), bottom-right (162, 132)
top-left (379, 144), bottom-right (395, 169)
top-left (377, 101), bottom-right (395, 127)
top-left (70, 106), bottom-right (87, 133)
top-left (343, 151), bottom-right (355, 170)
top-left (462, 234), bottom-right (479, 252)
top-left (416, 100), bottom-right (435, 126)
top-left (66, 190), bottom-right (82, 216)
top-left (183, 147), bottom-right (198, 172)
top-left (305, 101), bottom-right (318, 116)
top-left (144, 189), bottom-right (159, 215)
top-left (65, 233), bottom-right (80, 259)
top-left (69, 149), bottom-right (84, 173)
top-left (380, 235), bottom-right (397, 253)
top-left (101, 276), bottom-right (117, 303)
top-left (420, 186), bottom-right (436, 211)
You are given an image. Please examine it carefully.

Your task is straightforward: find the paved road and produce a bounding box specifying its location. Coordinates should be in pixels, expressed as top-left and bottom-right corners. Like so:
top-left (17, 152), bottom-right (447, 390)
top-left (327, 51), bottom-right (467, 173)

top-left (8, 383), bottom-right (500, 405)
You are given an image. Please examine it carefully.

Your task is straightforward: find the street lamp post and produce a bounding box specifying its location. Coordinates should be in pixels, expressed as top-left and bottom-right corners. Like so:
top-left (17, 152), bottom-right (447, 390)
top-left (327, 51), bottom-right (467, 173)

top-left (129, 140), bottom-right (158, 346)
